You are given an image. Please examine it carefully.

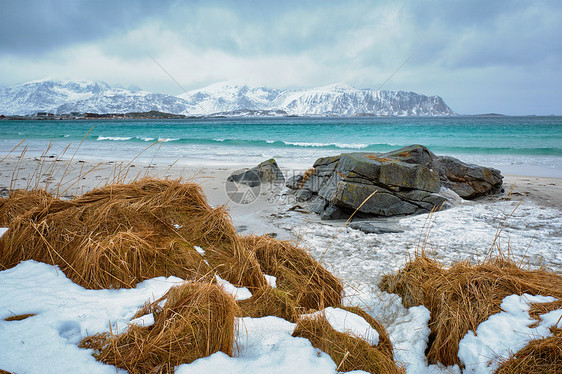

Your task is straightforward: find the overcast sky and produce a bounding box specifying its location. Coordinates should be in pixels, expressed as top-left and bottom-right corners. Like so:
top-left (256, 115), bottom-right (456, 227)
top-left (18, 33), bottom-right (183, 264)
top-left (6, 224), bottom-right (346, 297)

top-left (1, 0), bottom-right (561, 115)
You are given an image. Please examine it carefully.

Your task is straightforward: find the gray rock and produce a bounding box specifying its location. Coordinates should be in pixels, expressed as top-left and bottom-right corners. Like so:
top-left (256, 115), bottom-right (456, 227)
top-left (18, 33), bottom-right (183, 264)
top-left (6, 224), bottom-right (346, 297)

top-left (310, 196), bottom-right (329, 214)
top-left (349, 221), bottom-right (404, 234)
top-left (286, 145), bottom-right (503, 219)
top-left (321, 203), bottom-right (347, 220)
top-left (227, 168), bottom-right (261, 187)
top-left (296, 188), bottom-right (313, 202)
top-left (378, 161), bottom-right (441, 193)
top-left (332, 182), bottom-right (418, 216)
top-left (381, 144), bottom-right (436, 166)
top-left (228, 158), bottom-right (285, 188)
top-left (434, 156), bottom-right (503, 199)
top-left (286, 174), bottom-right (303, 190)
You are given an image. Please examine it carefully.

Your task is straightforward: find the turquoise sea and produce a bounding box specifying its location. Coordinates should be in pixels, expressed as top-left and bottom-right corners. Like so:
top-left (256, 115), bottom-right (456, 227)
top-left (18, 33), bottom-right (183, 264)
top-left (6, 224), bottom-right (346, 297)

top-left (1, 116), bottom-right (561, 177)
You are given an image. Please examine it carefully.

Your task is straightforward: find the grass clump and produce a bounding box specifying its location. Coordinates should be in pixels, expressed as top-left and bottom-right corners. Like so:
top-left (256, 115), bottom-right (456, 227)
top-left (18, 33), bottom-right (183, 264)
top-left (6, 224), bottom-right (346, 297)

top-left (79, 282), bottom-right (237, 374)
top-left (4, 313), bottom-right (36, 321)
top-left (241, 234), bottom-right (343, 311)
top-left (380, 254), bottom-right (562, 367)
top-left (298, 167), bottom-right (315, 189)
top-left (0, 178), bottom-right (266, 290)
top-left (237, 286), bottom-right (299, 321)
top-left (292, 312), bottom-right (403, 373)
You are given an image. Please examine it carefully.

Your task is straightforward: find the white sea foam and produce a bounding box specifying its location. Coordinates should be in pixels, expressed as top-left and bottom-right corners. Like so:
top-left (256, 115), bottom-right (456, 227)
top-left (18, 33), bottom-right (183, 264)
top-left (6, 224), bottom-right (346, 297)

top-left (96, 136), bottom-right (132, 141)
top-left (284, 141), bottom-right (369, 149)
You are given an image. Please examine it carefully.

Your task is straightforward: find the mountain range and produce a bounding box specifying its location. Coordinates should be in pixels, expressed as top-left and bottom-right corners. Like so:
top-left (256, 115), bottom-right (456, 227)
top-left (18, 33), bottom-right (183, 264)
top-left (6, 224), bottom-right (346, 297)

top-left (0, 79), bottom-right (456, 116)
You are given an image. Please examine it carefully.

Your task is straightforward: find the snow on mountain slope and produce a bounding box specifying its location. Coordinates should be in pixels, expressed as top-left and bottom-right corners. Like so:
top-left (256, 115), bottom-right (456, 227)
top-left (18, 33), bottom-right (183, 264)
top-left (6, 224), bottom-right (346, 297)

top-left (0, 79), bottom-right (455, 116)
top-left (178, 81), bottom-right (283, 115)
top-left (181, 81), bottom-right (455, 116)
top-left (0, 80), bottom-right (195, 116)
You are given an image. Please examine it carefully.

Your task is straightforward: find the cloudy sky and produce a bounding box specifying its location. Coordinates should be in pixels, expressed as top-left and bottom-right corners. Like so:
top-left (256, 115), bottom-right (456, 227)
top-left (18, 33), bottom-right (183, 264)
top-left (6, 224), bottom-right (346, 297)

top-left (1, 0), bottom-right (561, 115)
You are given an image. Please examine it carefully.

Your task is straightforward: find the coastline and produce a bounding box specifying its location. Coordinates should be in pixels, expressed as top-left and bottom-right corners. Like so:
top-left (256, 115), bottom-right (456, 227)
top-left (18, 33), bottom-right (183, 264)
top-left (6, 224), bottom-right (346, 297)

top-left (1, 155), bottom-right (561, 244)
top-left (2, 155), bottom-right (561, 206)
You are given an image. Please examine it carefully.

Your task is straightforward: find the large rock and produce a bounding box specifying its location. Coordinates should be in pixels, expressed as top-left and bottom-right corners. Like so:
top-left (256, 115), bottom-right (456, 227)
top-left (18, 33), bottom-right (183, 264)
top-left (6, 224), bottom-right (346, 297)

top-left (433, 156), bottom-right (503, 199)
top-left (228, 158), bottom-right (285, 188)
top-left (287, 145), bottom-right (503, 220)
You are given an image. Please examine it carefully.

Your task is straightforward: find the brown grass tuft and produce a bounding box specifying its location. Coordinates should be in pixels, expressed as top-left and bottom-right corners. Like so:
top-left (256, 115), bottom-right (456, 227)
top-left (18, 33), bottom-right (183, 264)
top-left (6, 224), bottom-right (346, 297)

top-left (0, 189), bottom-right (54, 226)
top-left (4, 313), bottom-right (36, 321)
top-left (0, 178), bottom-right (266, 290)
top-left (292, 313), bottom-right (404, 373)
top-left (241, 234), bottom-right (343, 311)
top-left (298, 167), bottom-right (315, 189)
top-left (340, 306), bottom-right (394, 359)
top-left (494, 327), bottom-right (562, 373)
top-left (380, 254), bottom-right (562, 367)
top-left (237, 286), bottom-right (299, 321)
top-left (79, 282), bottom-right (238, 374)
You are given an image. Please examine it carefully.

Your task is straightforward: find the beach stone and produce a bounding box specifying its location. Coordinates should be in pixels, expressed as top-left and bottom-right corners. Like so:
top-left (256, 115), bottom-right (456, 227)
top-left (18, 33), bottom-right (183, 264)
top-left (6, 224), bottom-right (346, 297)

top-left (332, 182), bottom-right (418, 216)
top-left (434, 156), bottom-right (503, 199)
top-left (286, 174), bottom-right (303, 190)
top-left (381, 144), bottom-right (436, 166)
top-left (378, 161), bottom-right (440, 193)
top-left (296, 188), bottom-right (313, 202)
top-left (320, 203), bottom-right (347, 220)
top-left (287, 144), bottom-right (504, 220)
top-left (310, 196), bottom-right (329, 214)
top-left (349, 221), bottom-right (404, 234)
top-left (228, 158), bottom-right (285, 188)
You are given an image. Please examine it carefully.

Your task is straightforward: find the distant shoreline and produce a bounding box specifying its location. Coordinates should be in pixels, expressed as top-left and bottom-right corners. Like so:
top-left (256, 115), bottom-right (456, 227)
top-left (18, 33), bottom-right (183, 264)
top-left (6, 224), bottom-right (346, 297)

top-left (2, 110), bottom-right (561, 120)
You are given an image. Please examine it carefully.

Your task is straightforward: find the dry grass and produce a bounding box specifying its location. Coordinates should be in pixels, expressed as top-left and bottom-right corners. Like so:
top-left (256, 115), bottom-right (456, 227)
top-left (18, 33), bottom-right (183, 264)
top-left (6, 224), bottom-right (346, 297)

top-left (0, 178), bottom-right (266, 290)
top-left (237, 286), bottom-right (299, 321)
top-left (0, 171), bottom-right (401, 372)
top-left (341, 306), bottom-right (394, 359)
top-left (494, 327), bottom-right (562, 373)
top-left (240, 234), bottom-right (343, 311)
top-left (529, 299), bottom-right (562, 322)
top-left (4, 313), bottom-right (36, 321)
top-left (298, 167), bottom-right (315, 189)
top-left (292, 313), bottom-right (404, 373)
top-left (0, 189), bottom-right (54, 226)
top-left (79, 282), bottom-right (237, 374)
top-left (380, 254), bottom-right (562, 367)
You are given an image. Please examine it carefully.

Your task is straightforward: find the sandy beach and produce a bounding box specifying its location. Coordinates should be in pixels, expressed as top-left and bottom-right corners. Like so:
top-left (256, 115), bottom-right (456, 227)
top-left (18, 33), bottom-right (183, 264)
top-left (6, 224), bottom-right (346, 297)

top-left (1, 155), bottom-right (561, 234)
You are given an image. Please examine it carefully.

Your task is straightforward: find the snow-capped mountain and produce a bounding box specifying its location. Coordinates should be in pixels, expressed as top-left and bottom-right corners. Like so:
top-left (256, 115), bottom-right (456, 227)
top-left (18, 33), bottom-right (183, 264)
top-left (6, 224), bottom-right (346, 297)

top-left (179, 81), bottom-right (455, 116)
top-left (0, 79), bottom-right (195, 116)
top-left (0, 79), bottom-right (455, 116)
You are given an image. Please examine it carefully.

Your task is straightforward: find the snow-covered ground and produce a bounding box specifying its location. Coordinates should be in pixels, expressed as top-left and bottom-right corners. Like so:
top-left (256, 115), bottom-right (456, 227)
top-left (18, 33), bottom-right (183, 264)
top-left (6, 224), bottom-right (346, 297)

top-left (1, 196), bottom-right (561, 373)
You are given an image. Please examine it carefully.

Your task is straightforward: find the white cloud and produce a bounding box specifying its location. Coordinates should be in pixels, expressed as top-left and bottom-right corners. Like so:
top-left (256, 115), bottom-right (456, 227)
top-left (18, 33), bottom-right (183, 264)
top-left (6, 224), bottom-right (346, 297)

top-left (0, 0), bottom-right (561, 114)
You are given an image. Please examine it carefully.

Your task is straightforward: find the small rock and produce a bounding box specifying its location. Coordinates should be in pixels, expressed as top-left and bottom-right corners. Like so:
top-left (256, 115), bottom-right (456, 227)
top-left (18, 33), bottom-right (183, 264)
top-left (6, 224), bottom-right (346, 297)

top-left (348, 221), bottom-right (404, 234)
top-left (227, 158), bottom-right (285, 188)
top-left (286, 174), bottom-right (303, 189)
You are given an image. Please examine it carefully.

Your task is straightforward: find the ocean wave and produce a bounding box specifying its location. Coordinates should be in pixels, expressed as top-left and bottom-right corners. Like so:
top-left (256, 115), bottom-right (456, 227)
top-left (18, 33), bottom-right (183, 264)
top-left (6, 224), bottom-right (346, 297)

top-left (284, 141), bottom-right (369, 149)
top-left (97, 136), bottom-right (132, 141)
top-left (90, 136), bottom-right (562, 156)
top-left (136, 136), bottom-right (155, 142)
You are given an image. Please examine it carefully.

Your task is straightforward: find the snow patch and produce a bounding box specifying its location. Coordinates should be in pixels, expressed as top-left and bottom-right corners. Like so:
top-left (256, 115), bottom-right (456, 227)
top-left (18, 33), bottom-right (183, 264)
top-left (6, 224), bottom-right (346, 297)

top-left (215, 275), bottom-right (252, 301)
top-left (303, 307), bottom-right (379, 346)
top-left (458, 293), bottom-right (560, 373)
